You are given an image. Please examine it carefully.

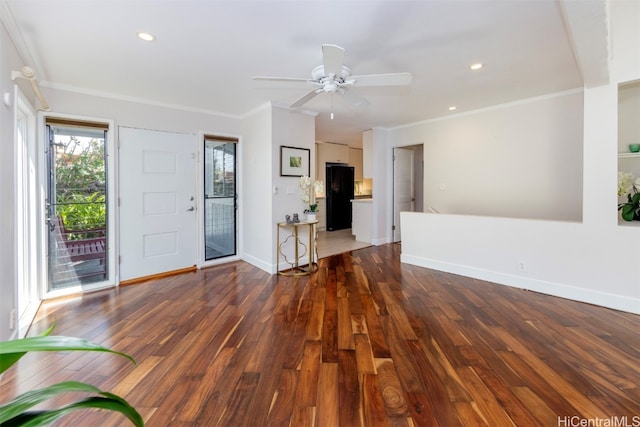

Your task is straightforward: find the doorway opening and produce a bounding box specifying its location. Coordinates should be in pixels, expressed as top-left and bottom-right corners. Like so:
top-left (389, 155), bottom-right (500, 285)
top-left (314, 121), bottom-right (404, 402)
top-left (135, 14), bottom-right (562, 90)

top-left (393, 144), bottom-right (424, 243)
top-left (45, 118), bottom-right (110, 291)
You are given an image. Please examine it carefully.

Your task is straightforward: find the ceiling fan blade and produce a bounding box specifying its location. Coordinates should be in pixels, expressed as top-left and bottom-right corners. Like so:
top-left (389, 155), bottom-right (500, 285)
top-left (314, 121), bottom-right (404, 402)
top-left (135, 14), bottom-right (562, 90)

top-left (348, 72), bottom-right (413, 87)
top-left (252, 76), bottom-right (311, 83)
top-left (340, 89), bottom-right (370, 108)
top-left (290, 89), bottom-right (321, 108)
top-left (322, 44), bottom-right (345, 76)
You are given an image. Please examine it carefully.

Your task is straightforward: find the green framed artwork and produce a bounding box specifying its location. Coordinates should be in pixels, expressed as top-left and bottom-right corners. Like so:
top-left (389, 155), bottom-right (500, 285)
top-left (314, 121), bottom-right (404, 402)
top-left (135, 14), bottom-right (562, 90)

top-left (280, 145), bottom-right (310, 177)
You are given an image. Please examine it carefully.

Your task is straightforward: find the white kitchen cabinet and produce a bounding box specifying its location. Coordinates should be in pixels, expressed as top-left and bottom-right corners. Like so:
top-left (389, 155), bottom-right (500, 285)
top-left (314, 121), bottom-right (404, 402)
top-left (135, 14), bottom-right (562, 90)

top-left (351, 199), bottom-right (372, 243)
top-left (317, 142), bottom-right (349, 165)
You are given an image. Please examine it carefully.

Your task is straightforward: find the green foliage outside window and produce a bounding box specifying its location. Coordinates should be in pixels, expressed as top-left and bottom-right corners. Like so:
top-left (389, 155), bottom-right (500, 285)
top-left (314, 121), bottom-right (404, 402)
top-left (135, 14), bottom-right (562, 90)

top-left (54, 136), bottom-right (106, 236)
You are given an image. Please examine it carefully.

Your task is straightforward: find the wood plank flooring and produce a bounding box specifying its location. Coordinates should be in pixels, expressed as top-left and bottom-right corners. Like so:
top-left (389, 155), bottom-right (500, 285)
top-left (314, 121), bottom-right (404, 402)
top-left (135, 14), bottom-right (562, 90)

top-left (2, 243), bottom-right (639, 426)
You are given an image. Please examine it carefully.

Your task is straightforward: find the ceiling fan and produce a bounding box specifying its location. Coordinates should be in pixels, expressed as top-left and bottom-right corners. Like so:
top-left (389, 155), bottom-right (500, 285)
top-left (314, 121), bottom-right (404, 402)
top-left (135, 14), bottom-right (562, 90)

top-left (253, 44), bottom-right (412, 109)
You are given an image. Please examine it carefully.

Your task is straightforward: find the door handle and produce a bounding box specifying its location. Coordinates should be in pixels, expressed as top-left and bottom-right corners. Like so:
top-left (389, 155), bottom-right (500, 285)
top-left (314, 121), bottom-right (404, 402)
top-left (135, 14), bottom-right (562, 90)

top-left (186, 206), bottom-right (195, 212)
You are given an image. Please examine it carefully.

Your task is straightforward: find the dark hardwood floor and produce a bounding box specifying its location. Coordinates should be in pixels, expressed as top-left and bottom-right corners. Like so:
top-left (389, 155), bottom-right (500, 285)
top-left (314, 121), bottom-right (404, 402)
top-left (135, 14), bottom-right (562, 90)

top-left (2, 244), bottom-right (639, 426)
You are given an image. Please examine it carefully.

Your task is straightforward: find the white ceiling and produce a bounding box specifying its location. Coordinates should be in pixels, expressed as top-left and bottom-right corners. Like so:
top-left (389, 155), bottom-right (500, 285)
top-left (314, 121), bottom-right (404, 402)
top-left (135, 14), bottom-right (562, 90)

top-left (3, 0), bottom-right (586, 145)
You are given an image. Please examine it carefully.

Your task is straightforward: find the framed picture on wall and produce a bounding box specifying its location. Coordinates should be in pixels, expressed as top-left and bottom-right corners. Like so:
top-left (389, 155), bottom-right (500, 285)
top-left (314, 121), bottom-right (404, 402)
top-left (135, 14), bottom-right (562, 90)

top-left (280, 146), bottom-right (310, 177)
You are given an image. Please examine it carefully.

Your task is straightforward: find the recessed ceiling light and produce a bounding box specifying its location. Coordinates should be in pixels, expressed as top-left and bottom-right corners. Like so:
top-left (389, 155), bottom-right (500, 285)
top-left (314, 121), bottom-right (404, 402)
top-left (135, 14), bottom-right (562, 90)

top-left (137, 32), bottom-right (155, 42)
top-left (470, 63), bottom-right (483, 70)
top-left (449, 106), bottom-right (457, 111)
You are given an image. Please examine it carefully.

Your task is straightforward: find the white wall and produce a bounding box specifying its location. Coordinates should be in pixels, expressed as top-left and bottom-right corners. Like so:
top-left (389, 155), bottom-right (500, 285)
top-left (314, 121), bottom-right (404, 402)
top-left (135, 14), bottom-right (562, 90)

top-left (370, 90), bottom-right (585, 247)
top-left (401, 212), bottom-right (639, 313)
top-left (611, 0), bottom-right (640, 85)
top-left (41, 88), bottom-right (243, 136)
top-left (398, 0), bottom-right (640, 314)
top-left (270, 107), bottom-right (316, 270)
top-left (391, 91), bottom-right (584, 221)
top-left (370, 127), bottom-right (393, 245)
top-left (240, 103), bottom-right (273, 271)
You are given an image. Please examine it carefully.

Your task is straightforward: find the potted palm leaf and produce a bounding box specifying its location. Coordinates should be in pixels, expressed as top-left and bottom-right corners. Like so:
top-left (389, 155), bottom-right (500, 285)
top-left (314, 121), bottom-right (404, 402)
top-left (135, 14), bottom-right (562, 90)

top-left (0, 324), bottom-right (143, 426)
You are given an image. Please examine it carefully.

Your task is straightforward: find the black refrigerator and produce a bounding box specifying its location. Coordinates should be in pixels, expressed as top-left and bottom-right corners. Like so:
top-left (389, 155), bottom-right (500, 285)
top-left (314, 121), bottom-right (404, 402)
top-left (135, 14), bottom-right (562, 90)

top-left (326, 163), bottom-right (355, 231)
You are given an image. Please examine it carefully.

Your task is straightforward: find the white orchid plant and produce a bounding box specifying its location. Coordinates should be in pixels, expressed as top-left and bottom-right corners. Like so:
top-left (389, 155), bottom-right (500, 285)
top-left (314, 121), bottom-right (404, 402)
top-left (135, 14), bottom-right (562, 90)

top-left (299, 175), bottom-right (323, 213)
top-left (618, 171), bottom-right (640, 221)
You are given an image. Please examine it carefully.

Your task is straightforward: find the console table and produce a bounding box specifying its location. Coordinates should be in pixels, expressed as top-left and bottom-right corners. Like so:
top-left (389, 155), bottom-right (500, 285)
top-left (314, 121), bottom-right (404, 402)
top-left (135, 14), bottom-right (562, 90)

top-left (276, 220), bottom-right (318, 276)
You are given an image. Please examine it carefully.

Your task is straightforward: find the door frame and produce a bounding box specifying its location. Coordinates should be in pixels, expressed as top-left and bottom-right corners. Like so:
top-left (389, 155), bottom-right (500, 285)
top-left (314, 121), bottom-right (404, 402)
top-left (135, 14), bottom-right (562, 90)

top-left (392, 144), bottom-right (424, 243)
top-left (14, 86), bottom-right (40, 337)
top-left (39, 112), bottom-right (117, 299)
top-left (198, 131), bottom-right (243, 268)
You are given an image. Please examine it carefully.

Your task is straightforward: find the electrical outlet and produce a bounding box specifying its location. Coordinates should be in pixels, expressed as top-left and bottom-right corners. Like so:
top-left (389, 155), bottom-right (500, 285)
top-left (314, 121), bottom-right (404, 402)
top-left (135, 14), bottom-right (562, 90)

top-left (518, 261), bottom-right (526, 272)
top-left (9, 308), bottom-right (16, 330)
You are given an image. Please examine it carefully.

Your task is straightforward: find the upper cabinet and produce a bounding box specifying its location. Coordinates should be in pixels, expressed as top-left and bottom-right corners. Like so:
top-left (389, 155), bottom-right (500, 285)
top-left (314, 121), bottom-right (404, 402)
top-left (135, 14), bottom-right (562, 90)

top-left (316, 142), bottom-right (350, 185)
top-left (318, 142), bottom-right (349, 164)
top-left (362, 130), bottom-right (373, 178)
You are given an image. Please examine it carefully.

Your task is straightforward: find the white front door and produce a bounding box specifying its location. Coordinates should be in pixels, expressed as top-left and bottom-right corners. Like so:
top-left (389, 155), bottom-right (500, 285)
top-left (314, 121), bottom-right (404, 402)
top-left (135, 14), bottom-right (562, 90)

top-left (393, 147), bottom-right (415, 242)
top-left (118, 127), bottom-right (197, 281)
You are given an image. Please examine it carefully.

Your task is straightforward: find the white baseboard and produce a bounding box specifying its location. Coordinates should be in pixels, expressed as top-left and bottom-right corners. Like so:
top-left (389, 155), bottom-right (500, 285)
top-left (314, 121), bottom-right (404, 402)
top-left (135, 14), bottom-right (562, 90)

top-left (243, 254), bottom-right (316, 275)
top-left (401, 254), bottom-right (640, 315)
top-left (372, 237), bottom-right (390, 246)
top-left (241, 253), bottom-right (273, 274)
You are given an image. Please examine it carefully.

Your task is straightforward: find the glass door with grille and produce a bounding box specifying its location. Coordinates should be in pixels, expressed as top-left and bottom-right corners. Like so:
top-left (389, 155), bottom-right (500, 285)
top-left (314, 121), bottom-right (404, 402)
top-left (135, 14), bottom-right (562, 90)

top-left (46, 120), bottom-right (109, 290)
top-left (203, 136), bottom-right (237, 260)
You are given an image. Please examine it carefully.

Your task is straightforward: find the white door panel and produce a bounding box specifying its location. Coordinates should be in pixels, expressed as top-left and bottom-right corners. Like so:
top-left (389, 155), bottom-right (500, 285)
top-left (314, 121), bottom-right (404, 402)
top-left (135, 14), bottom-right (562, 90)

top-left (119, 127), bottom-right (197, 281)
top-left (393, 147), bottom-right (415, 242)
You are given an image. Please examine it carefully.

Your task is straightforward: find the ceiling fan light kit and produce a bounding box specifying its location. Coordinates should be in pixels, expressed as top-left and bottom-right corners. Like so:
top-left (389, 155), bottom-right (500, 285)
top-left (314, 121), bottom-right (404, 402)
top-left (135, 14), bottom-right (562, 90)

top-left (253, 44), bottom-right (412, 111)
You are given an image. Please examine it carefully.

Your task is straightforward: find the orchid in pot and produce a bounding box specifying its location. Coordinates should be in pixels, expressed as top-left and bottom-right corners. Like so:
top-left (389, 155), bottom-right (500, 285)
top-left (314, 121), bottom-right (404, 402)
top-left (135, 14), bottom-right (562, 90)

top-left (618, 171), bottom-right (640, 221)
top-left (299, 175), bottom-right (323, 219)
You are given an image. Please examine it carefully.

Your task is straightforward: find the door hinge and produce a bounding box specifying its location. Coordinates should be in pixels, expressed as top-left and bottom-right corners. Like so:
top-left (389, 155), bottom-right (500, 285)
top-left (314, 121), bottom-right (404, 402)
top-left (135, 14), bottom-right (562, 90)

top-left (392, 225), bottom-right (396, 231)
top-left (118, 255), bottom-right (122, 264)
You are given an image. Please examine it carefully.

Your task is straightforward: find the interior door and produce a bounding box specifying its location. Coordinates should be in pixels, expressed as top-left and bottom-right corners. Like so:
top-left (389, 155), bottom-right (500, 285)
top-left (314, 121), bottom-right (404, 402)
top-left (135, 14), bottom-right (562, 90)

top-left (119, 127), bottom-right (197, 281)
top-left (393, 147), bottom-right (415, 242)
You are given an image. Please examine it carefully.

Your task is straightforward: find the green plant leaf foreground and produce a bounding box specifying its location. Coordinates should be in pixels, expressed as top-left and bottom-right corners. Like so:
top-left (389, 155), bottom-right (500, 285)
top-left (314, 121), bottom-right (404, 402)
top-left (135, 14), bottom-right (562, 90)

top-left (0, 324), bottom-right (55, 374)
top-left (0, 324), bottom-right (142, 426)
top-left (0, 336), bottom-right (135, 374)
top-left (0, 382), bottom-right (143, 427)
